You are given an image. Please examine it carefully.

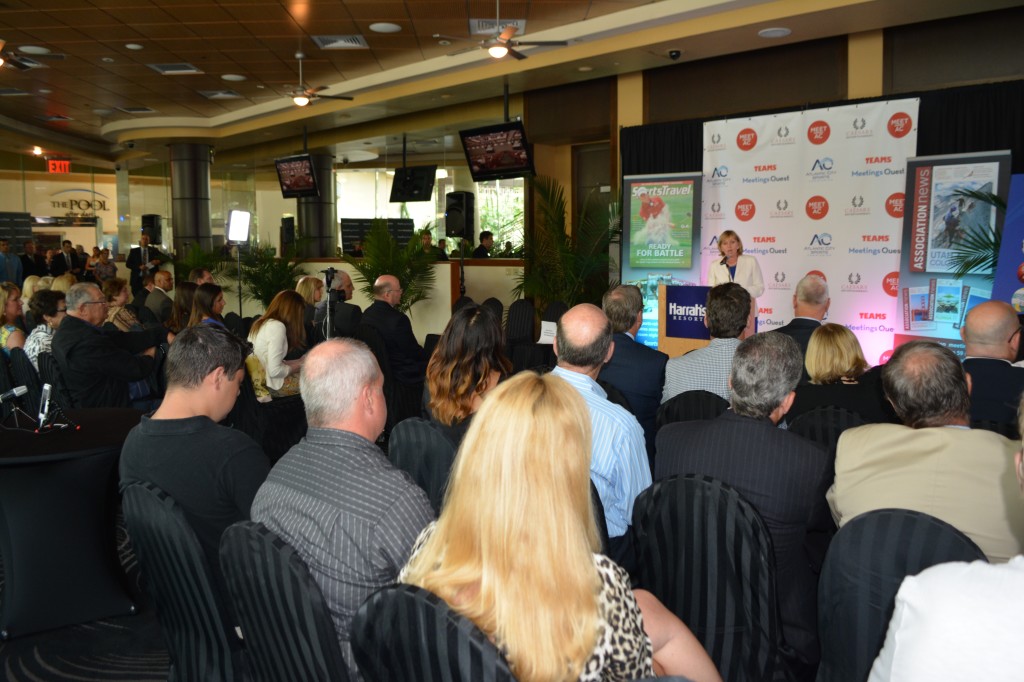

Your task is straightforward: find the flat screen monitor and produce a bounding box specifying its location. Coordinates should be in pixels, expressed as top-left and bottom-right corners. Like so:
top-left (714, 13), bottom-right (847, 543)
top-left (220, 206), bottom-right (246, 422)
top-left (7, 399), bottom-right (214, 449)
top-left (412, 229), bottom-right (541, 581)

top-left (389, 165), bottom-right (438, 202)
top-left (275, 154), bottom-right (320, 199)
top-left (459, 120), bottom-right (535, 182)
top-left (226, 209), bottom-right (251, 244)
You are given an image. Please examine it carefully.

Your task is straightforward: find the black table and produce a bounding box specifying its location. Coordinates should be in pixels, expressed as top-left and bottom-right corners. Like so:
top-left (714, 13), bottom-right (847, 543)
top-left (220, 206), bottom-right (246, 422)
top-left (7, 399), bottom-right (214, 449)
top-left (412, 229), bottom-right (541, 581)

top-left (0, 409), bottom-right (142, 638)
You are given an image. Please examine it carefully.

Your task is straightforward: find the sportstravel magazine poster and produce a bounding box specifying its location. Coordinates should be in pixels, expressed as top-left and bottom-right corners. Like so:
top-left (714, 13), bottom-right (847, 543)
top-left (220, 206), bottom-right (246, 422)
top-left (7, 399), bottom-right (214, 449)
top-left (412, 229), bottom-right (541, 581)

top-left (627, 178), bottom-right (694, 268)
top-left (621, 173), bottom-right (703, 350)
top-left (897, 151), bottom-right (1011, 357)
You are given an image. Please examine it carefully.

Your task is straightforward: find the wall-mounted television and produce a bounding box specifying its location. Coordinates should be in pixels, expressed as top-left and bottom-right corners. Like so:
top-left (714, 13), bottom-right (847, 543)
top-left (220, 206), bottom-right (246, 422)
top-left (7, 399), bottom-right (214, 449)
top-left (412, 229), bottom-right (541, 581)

top-left (459, 120), bottom-right (535, 182)
top-left (275, 154), bottom-right (320, 199)
top-left (389, 165), bottom-right (438, 202)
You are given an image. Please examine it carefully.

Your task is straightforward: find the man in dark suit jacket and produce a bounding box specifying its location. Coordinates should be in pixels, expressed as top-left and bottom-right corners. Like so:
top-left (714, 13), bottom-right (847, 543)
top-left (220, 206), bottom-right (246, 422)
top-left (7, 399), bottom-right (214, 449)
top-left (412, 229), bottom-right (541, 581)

top-left (656, 331), bottom-right (829, 671)
top-left (52, 282), bottom-right (170, 408)
top-left (961, 299), bottom-right (1024, 423)
top-left (472, 231), bottom-right (493, 258)
top-left (773, 274), bottom-right (829, 383)
top-left (599, 285), bottom-right (668, 462)
top-left (50, 240), bottom-right (82, 279)
top-left (126, 234), bottom-right (169, 295)
top-left (313, 270), bottom-right (362, 342)
top-left (19, 239), bottom-right (48, 278)
top-left (360, 274), bottom-right (427, 386)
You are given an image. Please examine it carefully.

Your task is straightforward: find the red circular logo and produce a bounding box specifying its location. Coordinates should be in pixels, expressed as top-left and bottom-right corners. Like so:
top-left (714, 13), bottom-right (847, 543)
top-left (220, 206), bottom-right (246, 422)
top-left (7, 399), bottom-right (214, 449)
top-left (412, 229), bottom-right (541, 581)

top-left (807, 120), bottom-right (831, 144)
top-left (882, 271), bottom-right (900, 297)
top-left (735, 198), bottom-right (756, 221)
top-left (806, 270), bottom-right (827, 282)
top-left (879, 349), bottom-right (894, 365)
top-left (885, 192), bottom-right (905, 219)
top-left (887, 112), bottom-right (913, 138)
top-left (736, 128), bottom-right (758, 151)
top-left (805, 195), bottom-right (829, 220)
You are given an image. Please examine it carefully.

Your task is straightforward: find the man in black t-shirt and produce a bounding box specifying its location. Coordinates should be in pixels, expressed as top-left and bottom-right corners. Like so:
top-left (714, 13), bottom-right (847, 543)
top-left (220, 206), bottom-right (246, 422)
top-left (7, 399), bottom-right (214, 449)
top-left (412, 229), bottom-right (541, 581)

top-left (120, 325), bottom-right (269, 631)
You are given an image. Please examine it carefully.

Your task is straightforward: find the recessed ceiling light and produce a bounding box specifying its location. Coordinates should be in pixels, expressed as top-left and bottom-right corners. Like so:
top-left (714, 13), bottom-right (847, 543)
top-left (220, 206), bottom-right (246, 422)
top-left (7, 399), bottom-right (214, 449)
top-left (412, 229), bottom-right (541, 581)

top-left (437, 39), bottom-right (451, 46)
top-left (758, 27), bottom-right (791, 39)
top-left (19, 46), bottom-right (51, 55)
top-left (101, 57), bottom-right (115, 63)
top-left (125, 43), bottom-right (144, 51)
top-left (32, 146), bottom-right (43, 155)
top-left (577, 66), bottom-right (593, 72)
top-left (144, 157), bottom-right (159, 162)
top-left (93, 108), bottom-right (113, 116)
top-left (38, 88), bottom-right (52, 94)
top-left (439, 93), bottom-right (452, 100)
top-left (369, 22), bottom-right (401, 33)
top-left (221, 74), bottom-right (246, 82)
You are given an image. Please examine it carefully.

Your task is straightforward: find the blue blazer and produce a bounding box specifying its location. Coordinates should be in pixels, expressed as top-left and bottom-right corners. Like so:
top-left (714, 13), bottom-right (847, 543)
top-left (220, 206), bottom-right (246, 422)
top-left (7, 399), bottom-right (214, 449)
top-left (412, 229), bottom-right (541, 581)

top-left (598, 332), bottom-right (668, 459)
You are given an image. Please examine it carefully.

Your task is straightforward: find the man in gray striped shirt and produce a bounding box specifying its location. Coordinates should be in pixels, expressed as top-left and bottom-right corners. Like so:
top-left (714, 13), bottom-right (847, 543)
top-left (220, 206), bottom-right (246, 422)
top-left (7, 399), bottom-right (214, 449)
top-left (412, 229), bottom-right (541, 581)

top-left (251, 338), bottom-right (434, 678)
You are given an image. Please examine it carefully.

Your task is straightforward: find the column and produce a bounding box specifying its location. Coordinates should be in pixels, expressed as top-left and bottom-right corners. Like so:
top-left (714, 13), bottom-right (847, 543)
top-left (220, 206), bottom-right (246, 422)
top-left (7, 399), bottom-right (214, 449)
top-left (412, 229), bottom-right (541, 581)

top-left (297, 152), bottom-right (336, 258)
top-left (169, 142), bottom-right (213, 256)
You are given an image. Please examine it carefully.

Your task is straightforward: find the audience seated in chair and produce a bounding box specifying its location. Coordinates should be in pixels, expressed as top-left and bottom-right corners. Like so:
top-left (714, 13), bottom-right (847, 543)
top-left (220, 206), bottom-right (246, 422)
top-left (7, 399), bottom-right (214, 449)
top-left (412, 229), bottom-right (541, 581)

top-left (360, 274), bottom-right (428, 388)
top-left (120, 325), bottom-right (270, 631)
top-left (960, 300), bottom-right (1024, 425)
top-left (400, 371), bottom-right (721, 682)
top-left (786, 323), bottom-right (896, 424)
top-left (248, 290), bottom-right (307, 398)
top-left (551, 303), bottom-right (651, 572)
top-left (655, 332), bottom-right (830, 673)
top-left (388, 417), bottom-right (457, 515)
top-left (773, 274), bottom-right (830, 383)
top-left (251, 338), bottom-right (434, 679)
top-left (828, 340), bottom-right (1024, 563)
top-left (424, 302), bottom-right (511, 447)
top-left (656, 390), bottom-right (729, 430)
top-left (22, 289), bottom-right (65, 369)
top-left (312, 270), bottom-right (361, 342)
top-left (51, 282), bottom-right (171, 408)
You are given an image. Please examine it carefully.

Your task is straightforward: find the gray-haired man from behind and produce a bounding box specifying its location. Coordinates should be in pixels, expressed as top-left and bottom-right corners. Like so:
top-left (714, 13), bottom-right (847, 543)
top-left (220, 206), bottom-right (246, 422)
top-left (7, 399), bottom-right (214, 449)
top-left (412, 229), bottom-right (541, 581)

top-left (250, 338), bottom-right (433, 678)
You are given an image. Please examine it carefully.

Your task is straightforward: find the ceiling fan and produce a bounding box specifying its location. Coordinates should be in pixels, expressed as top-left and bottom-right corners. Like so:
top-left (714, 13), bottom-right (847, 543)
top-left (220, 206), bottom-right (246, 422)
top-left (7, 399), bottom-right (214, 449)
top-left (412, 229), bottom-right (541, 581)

top-left (435, 0), bottom-right (570, 61)
top-left (289, 51), bottom-right (354, 106)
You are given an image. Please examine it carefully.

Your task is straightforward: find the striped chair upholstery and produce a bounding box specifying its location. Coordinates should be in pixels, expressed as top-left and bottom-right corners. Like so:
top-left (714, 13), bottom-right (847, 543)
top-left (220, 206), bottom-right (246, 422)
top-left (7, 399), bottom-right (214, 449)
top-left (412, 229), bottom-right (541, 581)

top-left (0, 351), bottom-right (16, 420)
top-left (122, 482), bottom-right (242, 682)
top-left (356, 324), bottom-right (421, 432)
top-left (656, 390), bottom-right (729, 430)
top-left (8, 346), bottom-right (43, 411)
top-left (219, 521), bottom-right (351, 682)
top-left (388, 417), bottom-right (457, 515)
top-left (816, 508), bottom-right (987, 682)
top-left (630, 474), bottom-right (791, 682)
top-left (789, 406), bottom-right (866, 460)
top-left (351, 584), bottom-right (515, 682)
top-left (36, 351), bottom-right (76, 410)
top-left (590, 479), bottom-right (611, 555)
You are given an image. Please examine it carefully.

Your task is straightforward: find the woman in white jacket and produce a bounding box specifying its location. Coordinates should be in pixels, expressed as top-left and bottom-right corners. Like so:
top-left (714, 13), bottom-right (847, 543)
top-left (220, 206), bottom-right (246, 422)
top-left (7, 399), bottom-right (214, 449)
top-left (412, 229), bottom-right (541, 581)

top-left (248, 289), bottom-right (306, 396)
top-left (707, 230), bottom-right (763, 335)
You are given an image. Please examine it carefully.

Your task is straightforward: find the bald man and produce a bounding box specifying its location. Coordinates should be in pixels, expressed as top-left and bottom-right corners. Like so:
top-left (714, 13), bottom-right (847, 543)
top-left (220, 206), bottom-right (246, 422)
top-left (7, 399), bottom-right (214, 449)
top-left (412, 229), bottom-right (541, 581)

top-left (145, 269), bottom-right (174, 324)
top-left (359, 274), bottom-right (427, 386)
top-left (552, 303), bottom-right (651, 567)
top-left (961, 300), bottom-right (1024, 424)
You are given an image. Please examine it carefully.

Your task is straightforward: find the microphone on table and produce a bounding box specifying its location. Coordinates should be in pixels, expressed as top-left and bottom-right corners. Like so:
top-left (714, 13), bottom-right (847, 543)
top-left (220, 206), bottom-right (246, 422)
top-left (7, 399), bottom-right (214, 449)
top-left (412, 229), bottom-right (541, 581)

top-left (38, 383), bottom-right (52, 428)
top-left (0, 385), bottom-right (27, 403)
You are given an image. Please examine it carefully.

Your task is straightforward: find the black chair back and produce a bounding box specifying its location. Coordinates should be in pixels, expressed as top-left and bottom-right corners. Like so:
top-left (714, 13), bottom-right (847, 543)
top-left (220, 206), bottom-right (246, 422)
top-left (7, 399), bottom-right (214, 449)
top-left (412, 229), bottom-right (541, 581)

top-left (122, 481), bottom-right (241, 682)
top-left (506, 299), bottom-right (534, 344)
top-left (220, 521), bottom-right (351, 682)
top-left (0, 352), bottom-right (16, 419)
top-left (816, 508), bottom-right (987, 682)
top-left (541, 300), bottom-right (568, 323)
top-left (351, 584), bottom-right (515, 682)
top-left (388, 417), bottom-right (457, 514)
top-left (136, 304), bottom-right (159, 327)
top-left (631, 474), bottom-right (788, 682)
top-left (656, 390), bottom-right (729, 430)
top-left (599, 379), bottom-right (634, 414)
top-left (8, 346), bottom-right (42, 412)
top-left (37, 351), bottom-right (77, 410)
top-left (481, 297), bottom-right (503, 325)
top-left (789, 406), bottom-right (866, 459)
top-left (970, 418), bottom-right (1021, 441)
top-left (452, 295), bottom-right (475, 313)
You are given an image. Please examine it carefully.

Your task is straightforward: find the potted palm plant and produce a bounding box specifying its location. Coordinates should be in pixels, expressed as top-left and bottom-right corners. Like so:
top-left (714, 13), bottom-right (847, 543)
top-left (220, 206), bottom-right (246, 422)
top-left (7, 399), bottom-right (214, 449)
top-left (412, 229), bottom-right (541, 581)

top-left (342, 219), bottom-right (436, 313)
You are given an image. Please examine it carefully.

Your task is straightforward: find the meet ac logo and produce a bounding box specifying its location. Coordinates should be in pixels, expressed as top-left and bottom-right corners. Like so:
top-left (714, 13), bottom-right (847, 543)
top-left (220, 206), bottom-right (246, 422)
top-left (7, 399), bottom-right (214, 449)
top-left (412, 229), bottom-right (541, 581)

top-left (887, 112), bottom-right (913, 138)
top-left (807, 120), bottom-right (831, 145)
top-left (736, 128), bottom-right (758, 151)
top-left (805, 196), bottom-right (829, 220)
top-left (734, 198), bottom-right (756, 221)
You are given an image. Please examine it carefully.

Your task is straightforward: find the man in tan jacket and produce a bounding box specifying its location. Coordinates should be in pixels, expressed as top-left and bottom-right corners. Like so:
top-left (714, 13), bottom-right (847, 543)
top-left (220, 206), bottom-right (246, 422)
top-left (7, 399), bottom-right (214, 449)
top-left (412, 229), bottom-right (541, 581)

top-left (829, 340), bottom-right (1024, 563)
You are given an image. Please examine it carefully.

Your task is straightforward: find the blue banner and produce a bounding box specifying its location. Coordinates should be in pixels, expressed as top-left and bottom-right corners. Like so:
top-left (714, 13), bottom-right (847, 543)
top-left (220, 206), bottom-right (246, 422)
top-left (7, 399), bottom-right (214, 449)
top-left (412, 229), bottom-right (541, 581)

top-left (665, 285), bottom-right (711, 340)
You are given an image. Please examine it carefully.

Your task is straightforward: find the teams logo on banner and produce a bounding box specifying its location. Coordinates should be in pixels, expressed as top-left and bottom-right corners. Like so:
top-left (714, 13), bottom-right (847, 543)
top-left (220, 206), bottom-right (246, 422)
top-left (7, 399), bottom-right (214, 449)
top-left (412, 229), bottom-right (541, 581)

top-left (703, 99), bottom-right (920, 364)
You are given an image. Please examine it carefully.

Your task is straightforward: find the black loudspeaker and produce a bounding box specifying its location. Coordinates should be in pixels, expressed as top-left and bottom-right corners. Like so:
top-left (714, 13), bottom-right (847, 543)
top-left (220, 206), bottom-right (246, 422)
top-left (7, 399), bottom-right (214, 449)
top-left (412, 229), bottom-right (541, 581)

top-left (141, 214), bottom-right (162, 244)
top-left (280, 216), bottom-right (295, 245)
top-left (445, 191), bottom-right (475, 238)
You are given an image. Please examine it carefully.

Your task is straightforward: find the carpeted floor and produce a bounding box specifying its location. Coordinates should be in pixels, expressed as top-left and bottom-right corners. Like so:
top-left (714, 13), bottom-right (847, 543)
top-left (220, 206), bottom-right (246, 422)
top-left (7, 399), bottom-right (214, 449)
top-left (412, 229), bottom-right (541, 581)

top-left (0, 515), bottom-right (171, 681)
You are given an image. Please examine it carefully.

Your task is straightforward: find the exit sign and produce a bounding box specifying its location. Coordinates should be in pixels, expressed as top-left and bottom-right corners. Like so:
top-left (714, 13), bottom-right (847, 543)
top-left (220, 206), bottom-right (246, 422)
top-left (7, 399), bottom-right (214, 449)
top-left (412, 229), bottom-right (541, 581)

top-left (47, 159), bottom-right (71, 174)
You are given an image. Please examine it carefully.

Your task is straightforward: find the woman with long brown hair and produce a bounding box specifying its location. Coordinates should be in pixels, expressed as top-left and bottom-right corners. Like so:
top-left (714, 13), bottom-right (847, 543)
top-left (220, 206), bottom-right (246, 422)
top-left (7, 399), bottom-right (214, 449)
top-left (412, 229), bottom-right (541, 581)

top-left (188, 283), bottom-right (227, 329)
top-left (248, 289), bottom-right (307, 396)
top-left (166, 281), bottom-right (197, 334)
top-left (425, 303), bottom-right (511, 444)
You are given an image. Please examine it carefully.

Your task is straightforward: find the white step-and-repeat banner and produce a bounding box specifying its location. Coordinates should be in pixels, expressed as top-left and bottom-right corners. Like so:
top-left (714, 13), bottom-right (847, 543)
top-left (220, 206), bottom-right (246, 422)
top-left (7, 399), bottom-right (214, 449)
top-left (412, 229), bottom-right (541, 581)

top-left (701, 99), bottom-right (919, 364)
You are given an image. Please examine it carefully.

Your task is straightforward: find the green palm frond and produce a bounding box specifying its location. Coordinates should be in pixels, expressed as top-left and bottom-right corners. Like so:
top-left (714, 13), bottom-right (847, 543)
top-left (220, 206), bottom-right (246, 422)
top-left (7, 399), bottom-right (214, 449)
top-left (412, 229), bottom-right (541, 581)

top-left (233, 241), bottom-right (306, 309)
top-left (342, 219), bottom-right (436, 313)
top-left (948, 189), bottom-right (1006, 281)
top-left (515, 176), bottom-right (619, 311)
